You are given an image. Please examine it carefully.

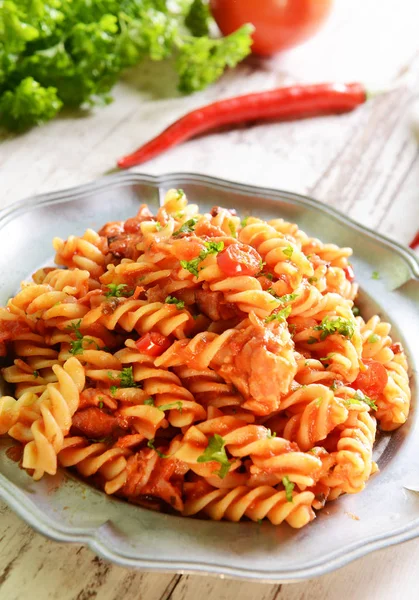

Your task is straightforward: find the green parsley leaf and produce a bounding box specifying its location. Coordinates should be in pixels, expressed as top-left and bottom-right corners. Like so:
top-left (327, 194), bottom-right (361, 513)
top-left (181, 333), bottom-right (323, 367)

top-left (228, 221), bottom-right (237, 238)
top-left (265, 305), bottom-right (292, 323)
top-left (119, 366), bottom-right (137, 388)
top-left (110, 386), bottom-right (118, 396)
top-left (308, 277), bottom-right (318, 284)
top-left (352, 306), bottom-right (360, 317)
top-left (185, 0), bottom-right (212, 37)
top-left (315, 397), bottom-right (323, 407)
top-left (307, 336), bottom-right (318, 345)
top-left (260, 272), bottom-right (273, 281)
top-left (371, 271), bottom-right (380, 280)
top-left (353, 389), bottom-right (378, 411)
top-left (172, 217), bottom-right (199, 237)
top-left (144, 397), bottom-right (155, 406)
top-left (282, 245), bottom-right (294, 258)
top-left (176, 189), bottom-right (185, 199)
top-left (165, 295), bottom-right (185, 310)
top-left (267, 290), bottom-right (298, 304)
top-left (314, 316), bottom-right (355, 340)
top-left (176, 24), bottom-right (253, 93)
top-left (266, 429), bottom-right (277, 439)
top-left (158, 401), bottom-right (183, 413)
top-left (282, 476), bottom-right (294, 502)
top-left (180, 241), bottom-right (224, 276)
top-left (147, 439), bottom-right (169, 459)
top-left (105, 283), bottom-right (128, 297)
top-left (240, 215), bottom-right (249, 228)
top-left (329, 380), bottom-right (338, 391)
top-left (368, 334), bottom-right (380, 344)
top-left (197, 434), bottom-right (231, 479)
top-left (98, 401), bottom-right (104, 409)
top-left (155, 222), bottom-right (162, 231)
top-left (33, 370), bottom-right (39, 378)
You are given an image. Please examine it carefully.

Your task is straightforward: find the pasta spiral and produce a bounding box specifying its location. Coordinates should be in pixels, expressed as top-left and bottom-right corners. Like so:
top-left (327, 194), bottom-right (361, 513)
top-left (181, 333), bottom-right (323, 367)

top-left (0, 189), bottom-right (411, 529)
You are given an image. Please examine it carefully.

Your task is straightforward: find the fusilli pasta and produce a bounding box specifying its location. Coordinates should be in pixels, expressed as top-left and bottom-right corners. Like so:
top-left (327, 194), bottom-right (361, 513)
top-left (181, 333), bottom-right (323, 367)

top-left (0, 190), bottom-right (411, 528)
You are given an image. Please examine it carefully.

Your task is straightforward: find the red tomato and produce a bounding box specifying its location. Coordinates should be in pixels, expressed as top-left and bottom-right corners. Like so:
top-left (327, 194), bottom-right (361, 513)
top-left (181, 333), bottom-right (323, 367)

top-left (390, 342), bottom-right (403, 354)
top-left (217, 244), bottom-right (261, 276)
top-left (210, 0), bottom-right (334, 56)
top-left (353, 359), bottom-right (388, 398)
top-left (135, 332), bottom-right (171, 356)
top-left (343, 265), bottom-right (355, 282)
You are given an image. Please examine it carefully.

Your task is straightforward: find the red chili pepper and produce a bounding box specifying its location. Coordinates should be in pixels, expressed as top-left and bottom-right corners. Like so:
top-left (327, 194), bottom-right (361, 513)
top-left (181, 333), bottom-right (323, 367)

top-left (117, 82), bottom-right (367, 169)
top-left (410, 230), bottom-right (419, 250)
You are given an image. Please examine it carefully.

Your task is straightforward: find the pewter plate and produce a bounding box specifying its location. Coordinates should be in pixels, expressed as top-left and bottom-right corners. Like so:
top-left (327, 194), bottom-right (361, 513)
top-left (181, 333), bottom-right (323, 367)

top-left (0, 173), bottom-right (418, 582)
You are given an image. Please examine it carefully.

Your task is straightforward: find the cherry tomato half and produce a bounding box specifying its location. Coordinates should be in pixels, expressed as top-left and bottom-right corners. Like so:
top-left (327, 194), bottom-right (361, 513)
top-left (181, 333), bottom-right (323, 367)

top-left (217, 243), bottom-right (261, 276)
top-left (210, 0), bottom-right (334, 56)
top-left (135, 332), bottom-right (171, 356)
top-left (343, 265), bottom-right (355, 282)
top-left (353, 359), bottom-right (388, 398)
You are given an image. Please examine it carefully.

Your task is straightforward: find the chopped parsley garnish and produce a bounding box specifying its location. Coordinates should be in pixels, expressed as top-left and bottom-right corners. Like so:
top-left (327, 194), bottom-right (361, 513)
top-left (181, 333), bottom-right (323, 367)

top-left (180, 241), bottom-right (224, 276)
top-left (105, 283), bottom-right (130, 297)
top-left (265, 305), bottom-right (292, 323)
top-left (172, 217), bottom-right (199, 237)
top-left (147, 439), bottom-right (169, 459)
top-left (144, 398), bottom-right (155, 406)
top-left (368, 334), bottom-right (380, 344)
top-left (98, 401), bottom-right (104, 409)
top-left (354, 389), bottom-right (377, 411)
top-left (266, 429), bottom-right (277, 439)
top-left (282, 245), bottom-right (294, 258)
top-left (165, 296), bottom-right (185, 310)
top-left (108, 367), bottom-right (137, 393)
top-left (282, 476), bottom-right (294, 502)
top-left (66, 320), bottom-right (100, 356)
top-left (330, 380), bottom-right (338, 391)
top-left (197, 434), bottom-right (231, 479)
top-left (158, 401), bottom-right (183, 413)
top-left (33, 370), bottom-right (39, 378)
top-left (228, 221), bottom-right (237, 238)
top-left (315, 397), bottom-right (323, 407)
top-left (120, 367), bottom-right (137, 388)
top-left (314, 316), bottom-right (355, 340)
top-left (260, 272), bottom-right (273, 281)
top-left (267, 289), bottom-right (298, 304)
top-left (371, 271), bottom-right (380, 280)
top-left (352, 306), bottom-right (360, 317)
top-left (240, 215), bottom-right (249, 228)
top-left (176, 189), bottom-right (185, 199)
top-left (308, 277), bottom-right (318, 284)
top-left (155, 222), bottom-right (163, 231)
top-left (307, 336), bottom-right (318, 344)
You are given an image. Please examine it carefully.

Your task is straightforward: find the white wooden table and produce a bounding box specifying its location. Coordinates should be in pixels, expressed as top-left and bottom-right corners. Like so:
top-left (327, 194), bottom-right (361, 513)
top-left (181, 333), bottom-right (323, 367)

top-left (1, 1), bottom-right (419, 598)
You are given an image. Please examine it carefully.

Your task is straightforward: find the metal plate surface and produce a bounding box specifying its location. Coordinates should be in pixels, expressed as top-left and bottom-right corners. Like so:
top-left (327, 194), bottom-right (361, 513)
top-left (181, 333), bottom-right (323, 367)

top-left (0, 173), bottom-right (418, 582)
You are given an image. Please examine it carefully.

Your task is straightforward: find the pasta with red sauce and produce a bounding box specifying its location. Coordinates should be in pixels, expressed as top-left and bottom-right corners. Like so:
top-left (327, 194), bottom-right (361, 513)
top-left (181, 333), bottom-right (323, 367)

top-left (0, 190), bottom-right (411, 528)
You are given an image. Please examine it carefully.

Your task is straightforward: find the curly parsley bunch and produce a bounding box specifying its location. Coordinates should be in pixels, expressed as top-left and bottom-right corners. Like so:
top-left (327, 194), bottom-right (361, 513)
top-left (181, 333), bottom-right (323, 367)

top-left (0, 0), bottom-right (252, 130)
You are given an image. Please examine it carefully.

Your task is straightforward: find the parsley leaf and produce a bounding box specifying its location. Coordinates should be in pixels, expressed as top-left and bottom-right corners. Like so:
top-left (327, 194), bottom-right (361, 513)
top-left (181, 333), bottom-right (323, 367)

top-left (197, 434), bottom-right (231, 479)
top-left (265, 305), bottom-right (292, 323)
top-left (144, 397), bottom-right (155, 406)
top-left (352, 306), bottom-right (360, 317)
top-left (180, 241), bottom-right (224, 276)
top-left (368, 334), bottom-right (380, 344)
top-left (266, 429), bottom-right (277, 439)
top-left (228, 221), bottom-right (237, 238)
top-left (147, 439), bottom-right (169, 459)
top-left (282, 245), bottom-right (294, 258)
top-left (165, 295), bottom-right (185, 310)
top-left (308, 277), bottom-right (318, 284)
top-left (371, 271), bottom-right (380, 280)
top-left (158, 401), bottom-right (183, 413)
top-left (282, 476), bottom-right (294, 502)
top-left (184, 0), bottom-right (211, 37)
top-left (176, 24), bottom-right (253, 93)
top-left (354, 389), bottom-right (377, 411)
top-left (119, 366), bottom-right (137, 388)
top-left (267, 290), bottom-right (298, 304)
top-left (314, 316), bottom-right (355, 340)
top-left (172, 217), bottom-right (199, 237)
top-left (33, 370), bottom-right (39, 378)
top-left (66, 320), bottom-right (100, 356)
top-left (240, 215), bottom-right (249, 228)
top-left (105, 283), bottom-right (129, 297)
